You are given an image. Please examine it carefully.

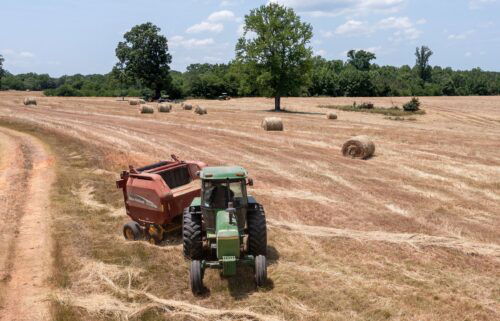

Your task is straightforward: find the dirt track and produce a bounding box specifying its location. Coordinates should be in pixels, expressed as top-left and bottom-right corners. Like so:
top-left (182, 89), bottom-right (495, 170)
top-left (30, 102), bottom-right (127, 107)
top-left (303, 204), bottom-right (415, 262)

top-left (0, 92), bottom-right (499, 320)
top-left (0, 126), bottom-right (54, 321)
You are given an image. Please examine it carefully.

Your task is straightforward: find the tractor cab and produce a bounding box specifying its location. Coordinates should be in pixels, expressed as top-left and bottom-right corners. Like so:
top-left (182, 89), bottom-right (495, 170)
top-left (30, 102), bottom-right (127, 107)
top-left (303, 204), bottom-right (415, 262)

top-left (199, 166), bottom-right (252, 235)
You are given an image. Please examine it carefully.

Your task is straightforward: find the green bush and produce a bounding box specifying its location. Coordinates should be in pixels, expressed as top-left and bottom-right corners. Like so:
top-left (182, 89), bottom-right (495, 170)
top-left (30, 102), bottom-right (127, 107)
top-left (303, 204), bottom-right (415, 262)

top-left (403, 97), bottom-right (421, 112)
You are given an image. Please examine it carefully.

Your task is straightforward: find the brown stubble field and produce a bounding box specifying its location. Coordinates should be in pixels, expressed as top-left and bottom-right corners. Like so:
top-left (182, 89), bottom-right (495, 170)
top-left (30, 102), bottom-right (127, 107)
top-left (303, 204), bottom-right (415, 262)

top-left (0, 91), bottom-right (499, 321)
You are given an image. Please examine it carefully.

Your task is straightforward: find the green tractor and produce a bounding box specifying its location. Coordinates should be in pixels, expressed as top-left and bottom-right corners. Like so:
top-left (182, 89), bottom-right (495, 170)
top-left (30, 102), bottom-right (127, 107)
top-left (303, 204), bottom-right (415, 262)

top-left (183, 166), bottom-right (267, 295)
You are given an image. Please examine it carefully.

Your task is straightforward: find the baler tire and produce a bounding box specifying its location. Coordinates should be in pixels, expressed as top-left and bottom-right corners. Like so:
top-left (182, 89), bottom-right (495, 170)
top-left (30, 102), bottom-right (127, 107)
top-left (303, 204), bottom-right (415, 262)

top-left (255, 255), bottom-right (267, 287)
top-left (190, 260), bottom-right (204, 295)
top-left (247, 205), bottom-right (267, 256)
top-left (123, 222), bottom-right (142, 241)
top-left (183, 209), bottom-right (203, 260)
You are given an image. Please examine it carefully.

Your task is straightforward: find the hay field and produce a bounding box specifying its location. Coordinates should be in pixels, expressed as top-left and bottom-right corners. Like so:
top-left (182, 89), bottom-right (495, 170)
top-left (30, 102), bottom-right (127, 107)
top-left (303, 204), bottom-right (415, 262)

top-left (0, 91), bottom-right (499, 321)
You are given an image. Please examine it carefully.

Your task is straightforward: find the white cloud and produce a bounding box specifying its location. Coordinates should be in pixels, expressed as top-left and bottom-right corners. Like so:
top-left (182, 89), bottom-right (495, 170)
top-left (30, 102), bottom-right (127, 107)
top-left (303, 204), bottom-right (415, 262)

top-left (335, 20), bottom-right (371, 36)
top-left (1, 49), bottom-right (35, 59)
top-left (208, 10), bottom-right (236, 22)
top-left (448, 30), bottom-right (474, 40)
top-left (237, 24), bottom-right (245, 36)
top-left (331, 16), bottom-right (421, 40)
top-left (269, 0), bottom-right (406, 16)
top-left (314, 49), bottom-right (327, 56)
top-left (170, 36), bottom-right (215, 48)
top-left (377, 16), bottom-right (412, 29)
top-left (186, 21), bottom-right (224, 34)
top-left (416, 18), bottom-right (427, 25)
top-left (469, 0), bottom-right (497, 9)
top-left (465, 52), bottom-right (472, 57)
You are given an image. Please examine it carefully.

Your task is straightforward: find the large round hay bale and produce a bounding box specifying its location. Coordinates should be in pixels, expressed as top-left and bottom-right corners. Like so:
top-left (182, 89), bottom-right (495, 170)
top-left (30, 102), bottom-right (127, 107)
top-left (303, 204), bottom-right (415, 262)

top-left (326, 112), bottom-right (337, 120)
top-left (23, 97), bottom-right (37, 106)
top-left (158, 104), bottom-right (172, 113)
top-left (183, 104), bottom-right (193, 110)
top-left (261, 117), bottom-right (283, 131)
top-left (130, 99), bottom-right (147, 105)
top-left (342, 136), bottom-right (375, 159)
top-left (140, 105), bottom-right (155, 114)
top-left (194, 105), bottom-right (207, 115)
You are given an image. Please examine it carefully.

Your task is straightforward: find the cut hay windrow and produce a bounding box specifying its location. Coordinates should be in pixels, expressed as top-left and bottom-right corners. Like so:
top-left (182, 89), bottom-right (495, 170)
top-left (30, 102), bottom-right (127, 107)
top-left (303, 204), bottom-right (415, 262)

top-left (342, 135), bottom-right (375, 159)
top-left (23, 97), bottom-right (37, 106)
top-left (182, 104), bottom-right (193, 110)
top-left (158, 104), bottom-right (172, 113)
top-left (326, 112), bottom-right (337, 120)
top-left (261, 117), bottom-right (283, 131)
top-left (140, 105), bottom-right (155, 114)
top-left (194, 105), bottom-right (207, 115)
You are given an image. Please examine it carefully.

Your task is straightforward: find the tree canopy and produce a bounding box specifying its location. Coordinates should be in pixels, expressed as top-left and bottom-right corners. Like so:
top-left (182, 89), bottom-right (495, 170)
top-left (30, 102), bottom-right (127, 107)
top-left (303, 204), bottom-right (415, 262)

top-left (0, 55), bottom-right (5, 86)
top-left (347, 50), bottom-right (376, 71)
top-left (115, 22), bottom-right (172, 99)
top-left (236, 3), bottom-right (313, 111)
top-left (415, 46), bottom-right (433, 82)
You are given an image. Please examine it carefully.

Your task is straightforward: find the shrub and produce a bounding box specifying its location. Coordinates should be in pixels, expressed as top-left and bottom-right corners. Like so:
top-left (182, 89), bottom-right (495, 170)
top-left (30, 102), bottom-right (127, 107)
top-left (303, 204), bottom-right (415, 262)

top-left (358, 102), bottom-right (374, 109)
top-left (403, 97), bottom-right (421, 112)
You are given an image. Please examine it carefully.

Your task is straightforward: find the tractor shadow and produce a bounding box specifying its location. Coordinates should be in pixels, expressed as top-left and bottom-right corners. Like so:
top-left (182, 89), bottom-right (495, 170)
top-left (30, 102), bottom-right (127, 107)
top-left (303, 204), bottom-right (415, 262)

top-left (226, 245), bottom-right (279, 300)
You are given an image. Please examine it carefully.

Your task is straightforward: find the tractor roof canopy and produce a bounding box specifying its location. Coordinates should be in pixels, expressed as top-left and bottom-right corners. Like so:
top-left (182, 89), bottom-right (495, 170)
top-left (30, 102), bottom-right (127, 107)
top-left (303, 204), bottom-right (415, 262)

top-left (200, 166), bottom-right (247, 180)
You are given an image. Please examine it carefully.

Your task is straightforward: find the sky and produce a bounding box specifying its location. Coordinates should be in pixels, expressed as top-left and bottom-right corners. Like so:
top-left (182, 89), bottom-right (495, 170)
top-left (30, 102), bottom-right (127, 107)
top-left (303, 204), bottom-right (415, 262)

top-left (1, 0), bottom-right (499, 77)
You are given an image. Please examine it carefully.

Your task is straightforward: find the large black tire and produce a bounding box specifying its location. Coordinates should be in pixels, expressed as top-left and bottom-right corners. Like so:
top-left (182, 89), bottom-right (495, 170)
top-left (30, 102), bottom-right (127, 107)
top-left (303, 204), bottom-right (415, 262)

top-left (255, 255), bottom-right (267, 287)
top-left (183, 208), bottom-right (203, 260)
top-left (190, 260), bottom-right (204, 295)
top-left (123, 221), bottom-right (142, 241)
top-left (247, 204), bottom-right (267, 256)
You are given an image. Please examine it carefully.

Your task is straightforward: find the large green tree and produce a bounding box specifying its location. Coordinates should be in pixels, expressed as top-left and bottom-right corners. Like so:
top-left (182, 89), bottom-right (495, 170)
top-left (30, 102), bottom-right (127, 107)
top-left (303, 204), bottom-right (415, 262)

top-left (415, 46), bottom-right (433, 82)
top-left (236, 3), bottom-right (313, 111)
top-left (115, 22), bottom-right (172, 99)
top-left (347, 50), bottom-right (376, 71)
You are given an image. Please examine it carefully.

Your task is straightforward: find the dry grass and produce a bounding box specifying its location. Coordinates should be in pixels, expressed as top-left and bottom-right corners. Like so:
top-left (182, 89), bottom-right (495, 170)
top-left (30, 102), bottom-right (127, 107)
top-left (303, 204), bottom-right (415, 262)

top-left (0, 92), bottom-right (499, 321)
top-left (320, 104), bottom-right (426, 117)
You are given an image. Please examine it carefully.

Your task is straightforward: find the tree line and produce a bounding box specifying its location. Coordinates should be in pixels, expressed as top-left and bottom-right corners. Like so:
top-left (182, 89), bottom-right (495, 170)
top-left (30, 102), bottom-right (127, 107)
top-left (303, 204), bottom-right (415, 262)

top-left (0, 3), bottom-right (499, 109)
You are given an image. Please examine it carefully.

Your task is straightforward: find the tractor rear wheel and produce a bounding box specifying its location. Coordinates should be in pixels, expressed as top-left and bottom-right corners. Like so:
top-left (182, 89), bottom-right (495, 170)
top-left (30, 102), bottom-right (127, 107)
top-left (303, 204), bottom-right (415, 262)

top-left (247, 204), bottom-right (267, 255)
top-left (183, 208), bottom-right (203, 259)
top-left (254, 255), bottom-right (267, 287)
top-left (123, 221), bottom-right (142, 241)
top-left (190, 260), bottom-right (204, 295)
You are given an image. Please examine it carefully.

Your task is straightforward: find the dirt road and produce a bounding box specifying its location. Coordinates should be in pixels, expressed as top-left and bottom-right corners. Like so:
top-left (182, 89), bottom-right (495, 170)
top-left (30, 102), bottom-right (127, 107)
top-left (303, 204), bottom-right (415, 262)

top-left (0, 127), bottom-right (55, 321)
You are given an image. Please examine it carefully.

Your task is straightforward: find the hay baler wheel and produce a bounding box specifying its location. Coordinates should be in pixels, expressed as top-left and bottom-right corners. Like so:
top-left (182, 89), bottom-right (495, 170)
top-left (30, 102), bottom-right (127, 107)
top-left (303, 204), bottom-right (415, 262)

top-left (190, 260), bottom-right (204, 295)
top-left (247, 204), bottom-right (267, 255)
top-left (183, 208), bottom-right (203, 259)
top-left (254, 255), bottom-right (267, 287)
top-left (123, 221), bottom-right (142, 241)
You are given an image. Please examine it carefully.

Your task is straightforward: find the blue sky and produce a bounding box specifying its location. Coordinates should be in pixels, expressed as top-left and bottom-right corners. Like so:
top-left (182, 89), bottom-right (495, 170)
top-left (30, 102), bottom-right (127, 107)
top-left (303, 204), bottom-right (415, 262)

top-left (1, 0), bottom-right (499, 76)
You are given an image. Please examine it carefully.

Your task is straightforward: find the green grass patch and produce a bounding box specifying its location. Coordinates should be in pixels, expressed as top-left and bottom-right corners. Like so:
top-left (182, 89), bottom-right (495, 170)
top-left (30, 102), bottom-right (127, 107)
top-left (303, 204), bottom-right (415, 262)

top-left (319, 104), bottom-right (425, 117)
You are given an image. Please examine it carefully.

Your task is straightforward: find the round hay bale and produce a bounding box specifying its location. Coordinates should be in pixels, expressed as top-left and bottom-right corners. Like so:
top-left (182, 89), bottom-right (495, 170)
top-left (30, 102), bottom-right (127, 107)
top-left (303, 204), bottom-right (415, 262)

top-left (326, 112), bottom-right (338, 120)
top-left (139, 99), bottom-right (146, 104)
top-left (194, 105), bottom-right (207, 115)
top-left (342, 136), bottom-right (375, 159)
top-left (158, 104), bottom-right (172, 113)
top-left (261, 117), bottom-right (283, 131)
top-left (183, 104), bottom-right (193, 110)
top-left (140, 105), bottom-right (155, 114)
top-left (129, 99), bottom-right (140, 106)
top-left (23, 97), bottom-right (37, 106)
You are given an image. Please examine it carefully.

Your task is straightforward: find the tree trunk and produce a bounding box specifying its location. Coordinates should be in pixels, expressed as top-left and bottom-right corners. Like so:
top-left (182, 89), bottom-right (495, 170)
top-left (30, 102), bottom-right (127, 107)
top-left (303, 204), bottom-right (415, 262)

top-left (154, 87), bottom-right (161, 100)
top-left (274, 96), bottom-right (281, 112)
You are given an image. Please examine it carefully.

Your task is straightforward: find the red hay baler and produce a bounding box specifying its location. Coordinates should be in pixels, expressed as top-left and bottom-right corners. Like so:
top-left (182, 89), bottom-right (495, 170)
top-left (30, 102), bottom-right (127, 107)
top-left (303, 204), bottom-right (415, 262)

top-left (116, 155), bottom-right (206, 244)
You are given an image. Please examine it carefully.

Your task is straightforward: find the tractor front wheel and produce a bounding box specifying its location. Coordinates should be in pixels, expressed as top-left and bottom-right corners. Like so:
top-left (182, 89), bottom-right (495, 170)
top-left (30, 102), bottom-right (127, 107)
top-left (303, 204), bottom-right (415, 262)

top-left (247, 205), bottom-right (267, 255)
top-left (183, 208), bottom-right (203, 259)
top-left (190, 260), bottom-right (204, 295)
top-left (254, 255), bottom-right (267, 287)
top-left (123, 221), bottom-right (142, 241)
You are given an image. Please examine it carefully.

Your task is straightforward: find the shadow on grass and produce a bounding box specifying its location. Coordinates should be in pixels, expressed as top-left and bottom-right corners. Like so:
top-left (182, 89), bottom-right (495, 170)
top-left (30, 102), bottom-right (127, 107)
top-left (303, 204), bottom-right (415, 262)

top-left (262, 109), bottom-right (325, 115)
